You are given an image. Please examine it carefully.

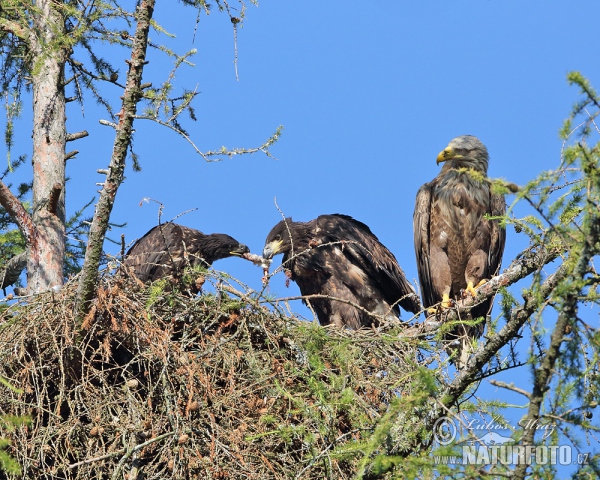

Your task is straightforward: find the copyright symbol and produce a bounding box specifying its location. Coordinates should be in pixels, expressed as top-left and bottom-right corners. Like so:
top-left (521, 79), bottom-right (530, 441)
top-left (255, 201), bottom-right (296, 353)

top-left (433, 416), bottom-right (457, 445)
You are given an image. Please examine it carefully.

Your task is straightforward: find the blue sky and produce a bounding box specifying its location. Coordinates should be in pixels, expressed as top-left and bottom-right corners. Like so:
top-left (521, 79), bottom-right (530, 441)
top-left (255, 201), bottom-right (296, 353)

top-left (84, 0), bottom-right (596, 320)
top-left (4, 0), bottom-right (600, 473)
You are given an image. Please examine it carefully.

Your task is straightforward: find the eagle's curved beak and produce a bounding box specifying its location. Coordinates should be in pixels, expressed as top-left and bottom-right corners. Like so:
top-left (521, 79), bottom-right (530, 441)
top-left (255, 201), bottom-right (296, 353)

top-left (437, 145), bottom-right (466, 165)
top-left (230, 244), bottom-right (250, 256)
top-left (437, 147), bottom-right (454, 164)
top-left (262, 240), bottom-right (282, 260)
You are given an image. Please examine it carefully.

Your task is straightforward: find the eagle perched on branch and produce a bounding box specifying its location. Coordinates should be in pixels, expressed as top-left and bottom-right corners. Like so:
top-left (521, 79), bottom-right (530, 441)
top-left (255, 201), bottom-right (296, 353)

top-left (413, 135), bottom-right (506, 365)
top-left (122, 222), bottom-right (249, 292)
top-left (263, 214), bottom-right (420, 329)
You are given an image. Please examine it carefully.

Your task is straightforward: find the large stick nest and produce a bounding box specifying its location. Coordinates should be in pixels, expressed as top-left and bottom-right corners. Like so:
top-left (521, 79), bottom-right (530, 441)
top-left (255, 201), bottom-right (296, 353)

top-left (0, 270), bottom-right (428, 479)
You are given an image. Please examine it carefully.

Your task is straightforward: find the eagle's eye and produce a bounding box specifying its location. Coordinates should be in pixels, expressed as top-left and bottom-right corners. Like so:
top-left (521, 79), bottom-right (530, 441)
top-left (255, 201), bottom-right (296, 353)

top-left (274, 234), bottom-right (281, 241)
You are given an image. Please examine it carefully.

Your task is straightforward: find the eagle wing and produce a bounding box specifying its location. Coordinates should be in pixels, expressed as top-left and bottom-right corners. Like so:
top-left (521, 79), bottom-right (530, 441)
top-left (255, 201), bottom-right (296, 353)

top-left (413, 183), bottom-right (438, 309)
top-left (176, 225), bottom-right (211, 267)
top-left (318, 214), bottom-right (420, 314)
top-left (124, 223), bottom-right (188, 282)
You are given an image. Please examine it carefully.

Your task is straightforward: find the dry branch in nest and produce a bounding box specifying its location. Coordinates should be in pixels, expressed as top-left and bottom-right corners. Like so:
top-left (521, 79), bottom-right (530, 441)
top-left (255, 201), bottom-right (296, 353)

top-left (0, 268), bottom-right (429, 479)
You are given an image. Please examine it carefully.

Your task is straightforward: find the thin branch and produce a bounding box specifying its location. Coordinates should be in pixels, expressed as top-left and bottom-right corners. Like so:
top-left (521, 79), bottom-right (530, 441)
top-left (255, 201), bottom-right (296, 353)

top-left (294, 430), bottom-right (360, 480)
top-left (274, 293), bottom-right (419, 326)
top-left (64, 150), bottom-right (79, 161)
top-left (489, 380), bottom-right (531, 399)
top-left (69, 431), bottom-right (175, 470)
top-left (134, 114), bottom-right (282, 162)
top-left (132, 114), bottom-right (210, 160)
top-left (66, 130), bottom-right (89, 142)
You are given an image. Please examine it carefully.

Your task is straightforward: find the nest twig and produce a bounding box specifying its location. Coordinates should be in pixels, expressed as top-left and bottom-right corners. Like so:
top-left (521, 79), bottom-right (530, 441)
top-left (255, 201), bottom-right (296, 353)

top-left (0, 269), bottom-right (429, 479)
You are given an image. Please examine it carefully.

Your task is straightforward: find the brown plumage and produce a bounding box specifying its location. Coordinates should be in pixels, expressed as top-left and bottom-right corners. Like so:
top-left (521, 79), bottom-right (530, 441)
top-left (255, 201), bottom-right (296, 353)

top-left (122, 222), bottom-right (249, 292)
top-left (263, 214), bottom-right (420, 329)
top-left (413, 135), bottom-right (506, 365)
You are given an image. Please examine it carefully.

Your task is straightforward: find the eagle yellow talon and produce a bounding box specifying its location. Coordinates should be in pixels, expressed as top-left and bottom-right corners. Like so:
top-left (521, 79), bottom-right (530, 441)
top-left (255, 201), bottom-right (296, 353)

top-left (465, 279), bottom-right (487, 297)
top-left (465, 281), bottom-right (477, 297)
top-left (427, 293), bottom-right (453, 314)
top-left (441, 293), bottom-right (452, 309)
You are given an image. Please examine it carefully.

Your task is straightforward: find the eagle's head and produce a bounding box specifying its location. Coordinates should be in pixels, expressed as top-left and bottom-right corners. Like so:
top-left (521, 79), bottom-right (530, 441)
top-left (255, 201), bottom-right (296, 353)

top-left (436, 135), bottom-right (489, 173)
top-left (262, 219), bottom-right (293, 259)
top-left (205, 233), bottom-right (250, 261)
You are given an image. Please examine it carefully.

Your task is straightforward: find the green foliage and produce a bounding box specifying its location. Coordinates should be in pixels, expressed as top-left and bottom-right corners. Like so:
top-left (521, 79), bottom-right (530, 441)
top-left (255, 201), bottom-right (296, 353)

top-left (0, 437), bottom-right (21, 475)
top-left (0, 378), bottom-right (30, 475)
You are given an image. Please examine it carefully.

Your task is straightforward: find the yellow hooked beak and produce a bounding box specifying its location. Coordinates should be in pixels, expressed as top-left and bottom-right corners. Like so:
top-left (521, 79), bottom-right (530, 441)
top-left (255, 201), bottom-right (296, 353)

top-left (263, 240), bottom-right (283, 259)
top-left (436, 146), bottom-right (463, 164)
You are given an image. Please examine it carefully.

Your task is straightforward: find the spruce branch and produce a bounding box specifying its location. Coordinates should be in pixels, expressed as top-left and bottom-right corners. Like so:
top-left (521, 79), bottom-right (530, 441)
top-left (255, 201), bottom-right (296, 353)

top-left (512, 204), bottom-right (600, 480)
top-left (0, 17), bottom-right (29, 41)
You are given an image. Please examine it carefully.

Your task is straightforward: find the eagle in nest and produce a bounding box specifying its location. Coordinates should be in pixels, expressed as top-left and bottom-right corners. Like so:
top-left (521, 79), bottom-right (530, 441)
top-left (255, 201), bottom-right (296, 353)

top-left (122, 222), bottom-right (249, 293)
top-left (413, 135), bottom-right (506, 366)
top-left (262, 214), bottom-right (420, 329)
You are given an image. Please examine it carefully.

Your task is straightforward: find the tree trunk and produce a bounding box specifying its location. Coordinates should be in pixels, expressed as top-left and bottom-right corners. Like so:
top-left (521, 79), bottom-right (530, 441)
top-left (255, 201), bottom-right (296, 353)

top-left (28, 0), bottom-right (67, 293)
top-left (74, 0), bottom-right (156, 321)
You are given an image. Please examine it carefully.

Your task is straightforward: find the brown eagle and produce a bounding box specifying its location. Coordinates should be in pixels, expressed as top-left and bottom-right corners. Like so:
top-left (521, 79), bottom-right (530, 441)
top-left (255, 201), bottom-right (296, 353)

top-left (413, 135), bottom-right (505, 365)
top-left (263, 214), bottom-right (420, 329)
top-left (122, 222), bottom-right (249, 292)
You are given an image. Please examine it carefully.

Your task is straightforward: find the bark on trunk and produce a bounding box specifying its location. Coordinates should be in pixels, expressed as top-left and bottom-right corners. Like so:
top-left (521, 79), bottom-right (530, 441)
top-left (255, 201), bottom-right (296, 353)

top-left (28, 0), bottom-right (67, 293)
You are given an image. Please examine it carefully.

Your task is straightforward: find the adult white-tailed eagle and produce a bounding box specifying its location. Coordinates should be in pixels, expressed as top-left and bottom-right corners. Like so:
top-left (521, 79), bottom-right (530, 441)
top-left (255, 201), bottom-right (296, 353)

top-left (122, 222), bottom-right (249, 292)
top-left (263, 214), bottom-right (420, 329)
top-left (413, 135), bottom-right (506, 365)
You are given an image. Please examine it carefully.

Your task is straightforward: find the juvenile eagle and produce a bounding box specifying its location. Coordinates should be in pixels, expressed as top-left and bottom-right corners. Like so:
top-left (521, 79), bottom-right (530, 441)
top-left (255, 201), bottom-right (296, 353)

top-left (263, 214), bottom-right (420, 329)
top-left (123, 222), bottom-right (249, 292)
top-left (413, 135), bottom-right (505, 365)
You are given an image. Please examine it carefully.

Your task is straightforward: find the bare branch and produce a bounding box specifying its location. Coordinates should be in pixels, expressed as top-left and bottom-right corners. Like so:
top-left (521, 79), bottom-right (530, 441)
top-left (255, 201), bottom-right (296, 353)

top-left (489, 380), bottom-right (531, 399)
top-left (69, 431), bottom-right (175, 471)
top-left (274, 293), bottom-right (416, 325)
top-left (99, 119), bottom-right (117, 129)
top-left (66, 131), bottom-right (89, 142)
top-left (64, 150), bottom-right (79, 161)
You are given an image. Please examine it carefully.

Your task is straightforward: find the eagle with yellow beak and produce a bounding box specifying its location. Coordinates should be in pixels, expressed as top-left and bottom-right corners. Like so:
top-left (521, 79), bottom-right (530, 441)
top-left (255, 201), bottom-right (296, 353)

top-left (413, 135), bottom-right (506, 366)
top-left (263, 214), bottom-right (420, 329)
